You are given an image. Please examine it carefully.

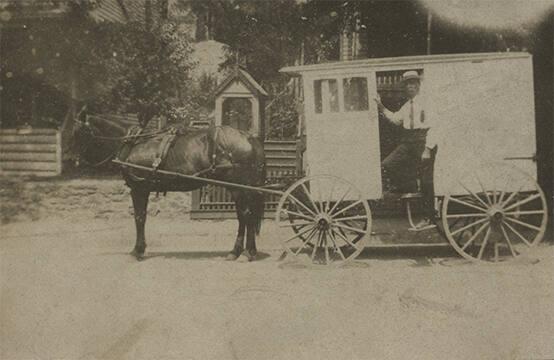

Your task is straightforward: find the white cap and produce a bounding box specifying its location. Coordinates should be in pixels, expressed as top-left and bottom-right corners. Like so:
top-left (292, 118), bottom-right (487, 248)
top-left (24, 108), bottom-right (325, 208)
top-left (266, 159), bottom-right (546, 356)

top-left (402, 70), bottom-right (421, 82)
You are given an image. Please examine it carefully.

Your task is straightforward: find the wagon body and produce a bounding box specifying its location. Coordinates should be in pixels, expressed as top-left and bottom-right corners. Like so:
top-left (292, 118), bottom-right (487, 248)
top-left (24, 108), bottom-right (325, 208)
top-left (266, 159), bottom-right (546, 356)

top-left (280, 52), bottom-right (537, 199)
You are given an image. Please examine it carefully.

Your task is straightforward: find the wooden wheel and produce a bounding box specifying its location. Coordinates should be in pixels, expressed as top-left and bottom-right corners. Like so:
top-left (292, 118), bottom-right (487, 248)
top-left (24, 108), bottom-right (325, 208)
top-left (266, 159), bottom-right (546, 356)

top-left (276, 175), bottom-right (372, 266)
top-left (441, 163), bottom-right (547, 263)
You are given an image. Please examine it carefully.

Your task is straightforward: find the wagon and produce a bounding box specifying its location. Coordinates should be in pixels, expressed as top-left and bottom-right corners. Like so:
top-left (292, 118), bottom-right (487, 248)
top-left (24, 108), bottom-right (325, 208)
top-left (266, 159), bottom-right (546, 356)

top-left (113, 52), bottom-right (548, 265)
top-left (274, 52), bottom-right (548, 265)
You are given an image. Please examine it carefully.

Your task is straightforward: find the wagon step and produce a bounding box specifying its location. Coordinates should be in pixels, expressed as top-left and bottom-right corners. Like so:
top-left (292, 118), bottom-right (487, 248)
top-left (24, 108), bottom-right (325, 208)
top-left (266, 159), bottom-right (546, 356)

top-left (400, 192), bottom-right (423, 200)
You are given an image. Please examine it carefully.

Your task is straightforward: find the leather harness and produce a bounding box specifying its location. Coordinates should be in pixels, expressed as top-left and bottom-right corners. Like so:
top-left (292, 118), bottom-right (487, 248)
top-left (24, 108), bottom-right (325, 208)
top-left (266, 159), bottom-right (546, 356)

top-left (119, 126), bottom-right (259, 182)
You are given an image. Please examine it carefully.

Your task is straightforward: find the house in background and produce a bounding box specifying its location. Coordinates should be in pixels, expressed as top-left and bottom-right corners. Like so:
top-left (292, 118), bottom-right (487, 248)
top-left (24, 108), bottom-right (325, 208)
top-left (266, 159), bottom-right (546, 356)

top-left (0, 0), bottom-right (230, 176)
top-left (0, 0), bottom-right (138, 176)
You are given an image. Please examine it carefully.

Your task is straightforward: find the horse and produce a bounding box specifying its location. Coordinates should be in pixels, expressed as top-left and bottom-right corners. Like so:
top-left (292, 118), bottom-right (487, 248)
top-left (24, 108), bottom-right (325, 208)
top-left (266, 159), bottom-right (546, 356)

top-left (72, 116), bottom-right (266, 262)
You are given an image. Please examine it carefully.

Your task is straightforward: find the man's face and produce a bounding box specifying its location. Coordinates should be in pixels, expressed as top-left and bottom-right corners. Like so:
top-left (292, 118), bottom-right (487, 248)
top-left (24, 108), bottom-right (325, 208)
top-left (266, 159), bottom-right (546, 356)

top-left (405, 79), bottom-right (420, 99)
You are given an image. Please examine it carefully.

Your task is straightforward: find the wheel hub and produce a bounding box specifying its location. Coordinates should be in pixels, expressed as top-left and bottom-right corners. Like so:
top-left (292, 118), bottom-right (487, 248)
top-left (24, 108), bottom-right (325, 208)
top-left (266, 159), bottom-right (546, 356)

top-left (487, 206), bottom-right (504, 225)
top-left (315, 213), bottom-right (332, 231)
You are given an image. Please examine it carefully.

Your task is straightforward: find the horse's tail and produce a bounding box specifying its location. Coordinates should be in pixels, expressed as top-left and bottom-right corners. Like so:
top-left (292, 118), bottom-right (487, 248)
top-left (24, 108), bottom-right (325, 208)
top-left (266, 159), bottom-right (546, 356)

top-left (254, 139), bottom-right (266, 235)
top-left (253, 190), bottom-right (265, 235)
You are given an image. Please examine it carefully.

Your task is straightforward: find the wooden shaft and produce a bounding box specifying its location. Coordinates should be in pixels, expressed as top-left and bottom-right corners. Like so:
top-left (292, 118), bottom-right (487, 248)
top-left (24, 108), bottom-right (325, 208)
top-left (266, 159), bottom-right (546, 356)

top-left (112, 159), bottom-right (285, 196)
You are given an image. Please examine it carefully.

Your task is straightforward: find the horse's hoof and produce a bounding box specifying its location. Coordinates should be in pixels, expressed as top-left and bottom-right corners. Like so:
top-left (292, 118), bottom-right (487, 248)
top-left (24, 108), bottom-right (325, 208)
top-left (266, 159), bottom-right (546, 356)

top-left (244, 250), bottom-right (257, 262)
top-left (226, 252), bottom-right (239, 261)
top-left (130, 249), bottom-right (145, 261)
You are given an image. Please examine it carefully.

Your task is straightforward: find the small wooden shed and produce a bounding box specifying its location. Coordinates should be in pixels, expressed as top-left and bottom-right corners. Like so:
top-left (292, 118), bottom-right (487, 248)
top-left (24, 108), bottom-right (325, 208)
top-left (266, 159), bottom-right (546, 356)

top-left (213, 67), bottom-right (268, 138)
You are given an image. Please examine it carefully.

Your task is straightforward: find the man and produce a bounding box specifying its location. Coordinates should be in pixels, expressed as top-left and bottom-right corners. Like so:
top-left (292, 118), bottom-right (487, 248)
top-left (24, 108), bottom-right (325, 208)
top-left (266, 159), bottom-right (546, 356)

top-left (374, 70), bottom-right (437, 231)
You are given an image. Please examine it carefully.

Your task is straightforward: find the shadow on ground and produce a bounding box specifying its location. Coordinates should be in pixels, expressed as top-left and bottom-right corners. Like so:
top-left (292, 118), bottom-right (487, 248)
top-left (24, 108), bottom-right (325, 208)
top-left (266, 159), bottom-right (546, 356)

top-left (98, 250), bottom-right (273, 262)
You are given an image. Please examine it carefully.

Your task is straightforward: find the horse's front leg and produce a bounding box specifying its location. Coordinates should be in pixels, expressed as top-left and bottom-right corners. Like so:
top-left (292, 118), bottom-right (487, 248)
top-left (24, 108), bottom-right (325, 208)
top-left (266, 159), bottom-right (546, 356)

top-left (227, 221), bottom-right (245, 261)
top-left (130, 187), bottom-right (150, 261)
top-left (227, 193), bottom-right (246, 261)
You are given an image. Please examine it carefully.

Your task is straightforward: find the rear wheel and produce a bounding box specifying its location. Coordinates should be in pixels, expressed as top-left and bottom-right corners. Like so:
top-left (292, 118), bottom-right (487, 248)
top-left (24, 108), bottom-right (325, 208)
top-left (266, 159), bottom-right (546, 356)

top-left (276, 175), bottom-right (372, 266)
top-left (441, 163), bottom-right (547, 263)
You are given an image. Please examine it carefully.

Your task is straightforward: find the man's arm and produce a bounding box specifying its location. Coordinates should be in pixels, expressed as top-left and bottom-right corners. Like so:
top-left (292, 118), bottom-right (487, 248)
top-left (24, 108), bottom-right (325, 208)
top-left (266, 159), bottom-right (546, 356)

top-left (374, 96), bottom-right (403, 126)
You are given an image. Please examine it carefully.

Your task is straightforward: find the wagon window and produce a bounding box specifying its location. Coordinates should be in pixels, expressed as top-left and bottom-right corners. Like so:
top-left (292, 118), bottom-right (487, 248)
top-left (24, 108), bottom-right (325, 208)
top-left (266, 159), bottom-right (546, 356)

top-left (343, 77), bottom-right (368, 112)
top-left (314, 79), bottom-right (339, 114)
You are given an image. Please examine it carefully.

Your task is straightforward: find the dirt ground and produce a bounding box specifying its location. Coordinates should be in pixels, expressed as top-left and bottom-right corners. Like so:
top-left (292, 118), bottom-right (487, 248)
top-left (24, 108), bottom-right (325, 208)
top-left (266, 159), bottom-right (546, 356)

top-left (1, 177), bottom-right (554, 360)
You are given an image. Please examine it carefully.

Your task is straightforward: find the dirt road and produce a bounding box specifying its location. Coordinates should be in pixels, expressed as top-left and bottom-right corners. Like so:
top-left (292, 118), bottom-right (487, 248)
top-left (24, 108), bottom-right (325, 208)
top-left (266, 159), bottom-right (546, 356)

top-left (1, 178), bottom-right (554, 359)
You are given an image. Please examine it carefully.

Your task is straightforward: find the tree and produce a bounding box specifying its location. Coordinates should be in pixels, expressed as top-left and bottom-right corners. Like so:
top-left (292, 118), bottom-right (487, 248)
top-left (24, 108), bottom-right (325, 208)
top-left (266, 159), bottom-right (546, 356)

top-left (92, 19), bottom-right (196, 125)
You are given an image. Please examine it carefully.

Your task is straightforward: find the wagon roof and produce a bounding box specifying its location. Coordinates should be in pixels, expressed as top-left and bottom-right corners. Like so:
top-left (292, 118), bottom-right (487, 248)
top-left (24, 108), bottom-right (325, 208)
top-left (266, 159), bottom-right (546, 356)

top-left (280, 52), bottom-right (531, 76)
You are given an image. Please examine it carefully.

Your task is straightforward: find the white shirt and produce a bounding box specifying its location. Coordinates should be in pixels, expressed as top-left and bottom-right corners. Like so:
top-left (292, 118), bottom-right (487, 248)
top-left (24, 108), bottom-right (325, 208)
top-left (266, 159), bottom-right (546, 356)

top-left (383, 95), bottom-right (436, 148)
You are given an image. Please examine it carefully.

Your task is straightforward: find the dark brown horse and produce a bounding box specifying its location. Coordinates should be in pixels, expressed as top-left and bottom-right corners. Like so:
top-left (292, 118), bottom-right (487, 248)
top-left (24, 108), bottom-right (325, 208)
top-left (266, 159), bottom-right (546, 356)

top-left (73, 117), bottom-right (266, 262)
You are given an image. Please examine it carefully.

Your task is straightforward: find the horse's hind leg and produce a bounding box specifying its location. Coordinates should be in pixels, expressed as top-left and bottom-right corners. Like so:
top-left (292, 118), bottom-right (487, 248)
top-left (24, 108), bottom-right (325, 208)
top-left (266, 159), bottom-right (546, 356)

top-left (244, 220), bottom-right (258, 262)
top-left (244, 193), bottom-right (264, 262)
top-left (130, 187), bottom-right (150, 261)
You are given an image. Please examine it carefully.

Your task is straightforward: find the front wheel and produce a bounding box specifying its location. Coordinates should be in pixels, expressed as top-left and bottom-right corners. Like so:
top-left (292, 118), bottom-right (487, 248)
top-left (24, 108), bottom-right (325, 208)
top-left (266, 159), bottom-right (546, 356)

top-left (276, 175), bottom-right (372, 266)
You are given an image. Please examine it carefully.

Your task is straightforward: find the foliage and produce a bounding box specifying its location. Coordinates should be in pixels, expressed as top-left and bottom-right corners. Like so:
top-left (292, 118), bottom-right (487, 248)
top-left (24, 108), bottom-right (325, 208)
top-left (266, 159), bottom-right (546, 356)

top-left (266, 92), bottom-right (299, 140)
top-left (91, 19), bottom-right (196, 123)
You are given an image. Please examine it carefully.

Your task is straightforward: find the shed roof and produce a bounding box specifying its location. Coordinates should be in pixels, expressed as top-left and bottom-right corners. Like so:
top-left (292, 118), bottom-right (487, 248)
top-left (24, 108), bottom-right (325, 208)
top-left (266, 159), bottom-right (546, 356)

top-left (214, 67), bottom-right (268, 98)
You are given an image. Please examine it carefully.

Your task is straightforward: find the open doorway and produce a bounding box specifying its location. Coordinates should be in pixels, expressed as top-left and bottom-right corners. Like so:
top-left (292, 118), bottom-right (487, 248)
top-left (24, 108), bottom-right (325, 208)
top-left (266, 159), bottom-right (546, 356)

top-left (376, 69), bottom-right (424, 193)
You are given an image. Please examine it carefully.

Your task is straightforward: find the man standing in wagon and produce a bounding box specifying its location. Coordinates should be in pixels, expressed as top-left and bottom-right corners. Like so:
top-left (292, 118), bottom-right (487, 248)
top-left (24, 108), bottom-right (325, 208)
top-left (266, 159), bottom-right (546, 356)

top-left (375, 70), bottom-right (438, 231)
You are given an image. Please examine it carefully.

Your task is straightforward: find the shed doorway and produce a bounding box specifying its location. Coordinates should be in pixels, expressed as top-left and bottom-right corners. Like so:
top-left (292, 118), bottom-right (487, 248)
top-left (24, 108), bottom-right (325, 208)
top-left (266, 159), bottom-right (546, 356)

top-left (221, 97), bottom-right (252, 132)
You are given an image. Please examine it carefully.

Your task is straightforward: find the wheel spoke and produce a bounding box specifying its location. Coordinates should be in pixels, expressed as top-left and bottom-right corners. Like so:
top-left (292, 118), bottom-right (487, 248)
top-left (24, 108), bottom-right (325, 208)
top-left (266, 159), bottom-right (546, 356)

top-left (504, 210), bottom-right (545, 216)
top-left (294, 227), bottom-right (319, 255)
top-left (311, 231), bottom-right (322, 262)
top-left (500, 224), bottom-right (518, 258)
top-left (332, 222), bottom-right (367, 235)
top-left (474, 176), bottom-right (493, 206)
top-left (281, 209), bottom-right (315, 222)
top-left (503, 221), bottom-right (532, 247)
top-left (328, 188), bottom-right (351, 215)
top-left (461, 222), bottom-right (489, 251)
top-left (504, 216), bottom-right (541, 232)
top-left (332, 214), bottom-right (369, 222)
top-left (287, 193), bottom-right (318, 218)
top-left (499, 186), bottom-right (524, 208)
top-left (284, 224), bottom-right (317, 243)
top-left (331, 227), bottom-right (359, 250)
top-left (503, 193), bottom-right (541, 212)
top-left (477, 226), bottom-right (491, 260)
top-left (301, 183), bottom-right (320, 214)
top-left (449, 196), bottom-right (488, 213)
top-left (326, 179), bottom-right (337, 213)
top-left (450, 217), bottom-right (489, 236)
top-left (446, 213), bottom-right (488, 219)
top-left (460, 180), bottom-right (490, 208)
top-left (496, 190), bottom-right (505, 205)
top-left (327, 230), bottom-right (346, 260)
top-left (323, 231), bottom-right (330, 265)
top-left (331, 199), bottom-right (364, 218)
top-left (279, 221), bottom-right (314, 228)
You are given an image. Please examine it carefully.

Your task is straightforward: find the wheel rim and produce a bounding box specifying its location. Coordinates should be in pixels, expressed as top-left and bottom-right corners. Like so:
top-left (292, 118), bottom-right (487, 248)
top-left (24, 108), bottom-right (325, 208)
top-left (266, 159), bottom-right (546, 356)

top-left (276, 175), bottom-right (372, 266)
top-left (441, 163), bottom-right (547, 263)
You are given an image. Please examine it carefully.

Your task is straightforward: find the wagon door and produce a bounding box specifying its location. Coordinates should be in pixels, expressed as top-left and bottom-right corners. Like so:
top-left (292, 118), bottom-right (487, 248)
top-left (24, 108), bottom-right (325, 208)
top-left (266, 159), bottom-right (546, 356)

top-left (303, 72), bottom-right (382, 200)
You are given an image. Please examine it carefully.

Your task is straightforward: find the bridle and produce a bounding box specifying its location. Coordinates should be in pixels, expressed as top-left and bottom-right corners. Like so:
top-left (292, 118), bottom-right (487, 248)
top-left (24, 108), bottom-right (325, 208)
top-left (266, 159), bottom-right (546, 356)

top-left (72, 109), bottom-right (169, 168)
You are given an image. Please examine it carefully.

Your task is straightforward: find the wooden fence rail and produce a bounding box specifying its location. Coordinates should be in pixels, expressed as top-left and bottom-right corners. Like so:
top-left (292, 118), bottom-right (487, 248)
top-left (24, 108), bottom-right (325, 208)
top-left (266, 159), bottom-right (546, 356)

top-left (0, 129), bottom-right (62, 177)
